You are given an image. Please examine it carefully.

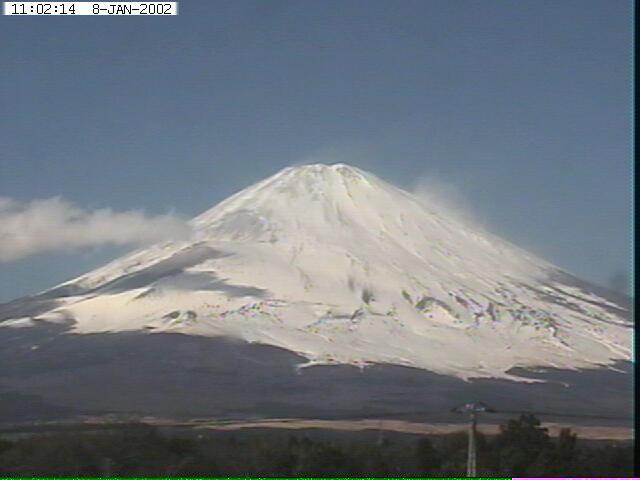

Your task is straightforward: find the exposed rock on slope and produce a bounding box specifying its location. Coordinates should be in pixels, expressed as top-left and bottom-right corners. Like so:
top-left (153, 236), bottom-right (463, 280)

top-left (0, 164), bottom-right (631, 380)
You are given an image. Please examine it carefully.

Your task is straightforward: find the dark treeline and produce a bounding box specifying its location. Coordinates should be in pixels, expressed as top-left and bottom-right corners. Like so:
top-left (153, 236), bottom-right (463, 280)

top-left (0, 414), bottom-right (633, 477)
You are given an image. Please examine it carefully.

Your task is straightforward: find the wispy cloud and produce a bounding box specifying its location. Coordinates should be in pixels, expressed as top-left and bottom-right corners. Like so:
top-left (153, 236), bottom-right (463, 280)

top-left (410, 174), bottom-right (479, 224)
top-left (0, 197), bottom-right (191, 262)
top-left (608, 269), bottom-right (631, 296)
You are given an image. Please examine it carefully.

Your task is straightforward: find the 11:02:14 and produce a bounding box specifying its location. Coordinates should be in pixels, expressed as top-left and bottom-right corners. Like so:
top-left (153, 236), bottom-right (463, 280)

top-left (10, 3), bottom-right (77, 14)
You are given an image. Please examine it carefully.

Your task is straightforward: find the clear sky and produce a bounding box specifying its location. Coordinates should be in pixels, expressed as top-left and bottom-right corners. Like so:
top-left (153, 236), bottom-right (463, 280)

top-left (0, 0), bottom-right (632, 302)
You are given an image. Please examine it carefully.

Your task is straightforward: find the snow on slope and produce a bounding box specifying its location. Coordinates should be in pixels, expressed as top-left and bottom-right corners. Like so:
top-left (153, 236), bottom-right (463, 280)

top-left (2, 164), bottom-right (631, 380)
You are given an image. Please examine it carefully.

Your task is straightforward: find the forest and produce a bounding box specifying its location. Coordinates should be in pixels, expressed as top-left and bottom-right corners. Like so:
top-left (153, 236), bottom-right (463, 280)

top-left (0, 414), bottom-right (633, 476)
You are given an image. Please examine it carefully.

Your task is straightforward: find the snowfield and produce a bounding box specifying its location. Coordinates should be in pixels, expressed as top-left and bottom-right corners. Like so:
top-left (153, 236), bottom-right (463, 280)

top-left (2, 164), bottom-right (631, 380)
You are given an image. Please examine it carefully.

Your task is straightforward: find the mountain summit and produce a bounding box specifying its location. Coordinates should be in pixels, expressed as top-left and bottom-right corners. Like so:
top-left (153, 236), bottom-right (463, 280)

top-left (1, 164), bottom-right (631, 380)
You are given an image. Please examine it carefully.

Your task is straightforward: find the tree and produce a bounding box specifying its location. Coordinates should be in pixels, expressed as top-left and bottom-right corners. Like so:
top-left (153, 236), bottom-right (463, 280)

top-left (415, 437), bottom-right (442, 475)
top-left (495, 414), bottom-right (550, 475)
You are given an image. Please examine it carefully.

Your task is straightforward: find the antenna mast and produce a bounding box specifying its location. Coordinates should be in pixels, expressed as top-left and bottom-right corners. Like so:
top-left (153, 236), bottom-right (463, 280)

top-left (452, 401), bottom-right (493, 477)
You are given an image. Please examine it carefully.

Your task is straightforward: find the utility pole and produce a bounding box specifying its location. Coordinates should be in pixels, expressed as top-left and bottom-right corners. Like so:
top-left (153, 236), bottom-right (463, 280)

top-left (452, 401), bottom-right (493, 477)
top-left (467, 409), bottom-right (477, 477)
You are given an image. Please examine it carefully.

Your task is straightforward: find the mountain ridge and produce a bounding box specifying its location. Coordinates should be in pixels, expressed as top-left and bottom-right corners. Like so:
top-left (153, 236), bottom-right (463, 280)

top-left (0, 163), bottom-right (631, 380)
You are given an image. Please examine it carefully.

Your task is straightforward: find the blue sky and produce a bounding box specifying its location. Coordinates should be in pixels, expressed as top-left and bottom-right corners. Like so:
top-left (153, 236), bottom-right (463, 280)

top-left (0, 0), bottom-right (632, 301)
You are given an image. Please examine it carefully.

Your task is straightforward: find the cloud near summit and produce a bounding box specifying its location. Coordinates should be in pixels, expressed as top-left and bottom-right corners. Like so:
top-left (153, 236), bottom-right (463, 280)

top-left (0, 197), bottom-right (191, 262)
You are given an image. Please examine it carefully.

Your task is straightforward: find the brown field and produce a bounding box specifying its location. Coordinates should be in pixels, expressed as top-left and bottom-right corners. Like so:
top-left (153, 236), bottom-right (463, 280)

top-left (191, 418), bottom-right (632, 440)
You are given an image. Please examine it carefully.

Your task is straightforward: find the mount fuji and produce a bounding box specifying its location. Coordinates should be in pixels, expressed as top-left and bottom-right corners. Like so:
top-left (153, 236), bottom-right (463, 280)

top-left (0, 163), bottom-right (632, 423)
top-left (2, 163), bottom-right (631, 377)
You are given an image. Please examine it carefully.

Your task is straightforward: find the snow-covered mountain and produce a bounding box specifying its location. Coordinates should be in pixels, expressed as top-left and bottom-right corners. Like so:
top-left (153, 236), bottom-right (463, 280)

top-left (1, 164), bottom-right (631, 380)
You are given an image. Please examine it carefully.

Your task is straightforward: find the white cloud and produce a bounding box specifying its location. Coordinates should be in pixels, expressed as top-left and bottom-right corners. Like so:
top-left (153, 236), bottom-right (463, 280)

top-left (0, 197), bottom-right (191, 262)
top-left (410, 175), bottom-right (478, 224)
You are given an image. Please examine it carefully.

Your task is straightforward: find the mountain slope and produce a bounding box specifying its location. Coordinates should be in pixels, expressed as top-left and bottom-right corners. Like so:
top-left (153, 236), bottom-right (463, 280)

top-left (0, 164), bottom-right (631, 380)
